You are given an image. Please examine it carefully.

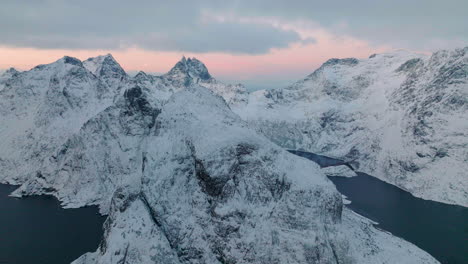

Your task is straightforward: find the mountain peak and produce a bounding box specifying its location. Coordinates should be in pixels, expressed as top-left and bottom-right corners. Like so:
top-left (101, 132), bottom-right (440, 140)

top-left (322, 58), bottom-right (359, 67)
top-left (60, 56), bottom-right (83, 66)
top-left (133, 71), bottom-right (154, 83)
top-left (167, 56), bottom-right (212, 82)
top-left (134, 71), bottom-right (148, 78)
top-left (0, 68), bottom-right (19, 84)
top-left (101, 53), bottom-right (118, 64)
top-left (5, 67), bottom-right (19, 75)
top-left (83, 53), bottom-right (126, 78)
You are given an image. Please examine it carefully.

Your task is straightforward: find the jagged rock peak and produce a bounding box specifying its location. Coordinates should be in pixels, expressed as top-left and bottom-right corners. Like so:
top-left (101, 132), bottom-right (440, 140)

top-left (322, 58), bottom-right (359, 67)
top-left (167, 56), bottom-right (212, 81)
top-left (83, 53), bottom-right (127, 77)
top-left (5, 67), bottom-right (19, 74)
top-left (133, 71), bottom-right (149, 79)
top-left (60, 56), bottom-right (83, 66)
top-left (30, 56), bottom-right (84, 71)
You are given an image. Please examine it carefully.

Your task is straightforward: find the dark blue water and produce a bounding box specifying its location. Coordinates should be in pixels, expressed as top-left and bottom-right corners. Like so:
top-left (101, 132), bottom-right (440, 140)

top-left (0, 184), bottom-right (105, 264)
top-left (290, 150), bottom-right (468, 264)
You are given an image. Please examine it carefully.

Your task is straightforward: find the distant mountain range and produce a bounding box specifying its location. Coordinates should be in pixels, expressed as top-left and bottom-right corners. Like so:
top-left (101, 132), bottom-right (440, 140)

top-left (1, 47), bottom-right (464, 263)
top-left (235, 47), bottom-right (468, 207)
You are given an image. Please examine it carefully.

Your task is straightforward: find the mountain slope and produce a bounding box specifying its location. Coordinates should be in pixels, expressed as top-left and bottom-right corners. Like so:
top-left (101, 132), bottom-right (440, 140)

top-left (235, 47), bottom-right (468, 206)
top-left (0, 56), bottom-right (125, 184)
top-left (0, 55), bottom-right (244, 186)
top-left (0, 67), bottom-right (20, 91)
top-left (83, 54), bottom-right (129, 89)
top-left (13, 84), bottom-right (437, 263)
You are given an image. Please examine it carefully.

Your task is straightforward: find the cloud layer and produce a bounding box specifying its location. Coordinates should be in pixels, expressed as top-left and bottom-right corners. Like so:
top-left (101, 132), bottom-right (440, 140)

top-left (1, 0), bottom-right (466, 53)
top-left (0, 1), bottom-right (306, 54)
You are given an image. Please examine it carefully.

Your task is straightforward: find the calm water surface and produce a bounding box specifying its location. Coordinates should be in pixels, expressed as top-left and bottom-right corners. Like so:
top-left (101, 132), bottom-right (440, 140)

top-left (0, 184), bottom-right (105, 264)
top-left (290, 150), bottom-right (468, 264)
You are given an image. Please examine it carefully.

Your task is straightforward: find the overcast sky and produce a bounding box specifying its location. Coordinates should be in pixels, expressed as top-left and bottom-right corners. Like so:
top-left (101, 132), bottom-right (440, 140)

top-left (1, 0), bottom-right (466, 89)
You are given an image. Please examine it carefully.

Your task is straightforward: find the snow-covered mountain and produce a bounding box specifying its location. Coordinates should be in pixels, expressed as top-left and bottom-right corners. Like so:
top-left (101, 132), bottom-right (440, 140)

top-left (132, 56), bottom-right (248, 105)
top-left (235, 47), bottom-right (468, 207)
top-left (83, 54), bottom-right (129, 89)
top-left (0, 67), bottom-right (20, 91)
top-left (0, 56), bottom-right (126, 185)
top-left (0, 54), bottom-right (439, 263)
top-left (0, 55), bottom-right (245, 186)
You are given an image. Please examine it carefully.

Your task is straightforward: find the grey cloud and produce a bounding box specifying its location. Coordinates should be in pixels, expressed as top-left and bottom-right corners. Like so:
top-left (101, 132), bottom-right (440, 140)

top-left (0, 0), bottom-right (466, 52)
top-left (221, 0), bottom-right (468, 50)
top-left (136, 22), bottom-right (303, 53)
top-left (0, 0), bottom-right (304, 54)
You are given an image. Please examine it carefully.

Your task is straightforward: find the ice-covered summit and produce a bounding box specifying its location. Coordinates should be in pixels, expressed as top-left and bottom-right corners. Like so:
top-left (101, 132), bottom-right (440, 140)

top-left (83, 54), bottom-right (126, 77)
top-left (83, 54), bottom-right (128, 89)
top-left (0, 67), bottom-right (20, 91)
top-left (2, 67), bottom-right (20, 75)
top-left (128, 57), bottom-right (248, 106)
top-left (166, 56), bottom-right (212, 86)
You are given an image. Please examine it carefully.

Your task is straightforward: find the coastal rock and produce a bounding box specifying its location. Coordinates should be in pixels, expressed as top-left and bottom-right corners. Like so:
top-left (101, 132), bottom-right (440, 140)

top-left (322, 165), bottom-right (357, 178)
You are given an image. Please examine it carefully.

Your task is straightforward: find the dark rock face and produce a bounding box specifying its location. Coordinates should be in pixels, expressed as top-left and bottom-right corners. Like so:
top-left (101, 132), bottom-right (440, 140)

top-left (120, 86), bottom-right (160, 135)
top-left (168, 57), bottom-right (212, 81)
top-left (396, 58), bottom-right (423, 72)
top-left (164, 57), bottom-right (213, 88)
top-left (194, 156), bottom-right (227, 198)
top-left (63, 56), bottom-right (83, 66)
top-left (123, 86), bottom-right (153, 115)
top-left (5, 67), bottom-right (19, 75)
top-left (323, 58), bottom-right (359, 67)
top-left (82, 54), bottom-right (128, 93)
top-left (99, 55), bottom-right (127, 78)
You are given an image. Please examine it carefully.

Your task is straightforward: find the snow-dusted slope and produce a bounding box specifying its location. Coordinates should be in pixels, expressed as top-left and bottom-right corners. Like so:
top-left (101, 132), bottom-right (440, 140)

top-left (0, 55), bottom-right (245, 187)
top-left (235, 47), bottom-right (468, 207)
top-left (11, 84), bottom-right (437, 263)
top-left (0, 67), bottom-right (20, 91)
top-left (83, 54), bottom-right (129, 90)
top-left (0, 56), bottom-right (126, 185)
top-left (12, 84), bottom-right (160, 212)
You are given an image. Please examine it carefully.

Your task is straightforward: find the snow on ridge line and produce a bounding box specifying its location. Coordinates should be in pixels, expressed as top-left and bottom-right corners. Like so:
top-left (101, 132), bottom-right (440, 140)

top-left (233, 46), bottom-right (468, 207)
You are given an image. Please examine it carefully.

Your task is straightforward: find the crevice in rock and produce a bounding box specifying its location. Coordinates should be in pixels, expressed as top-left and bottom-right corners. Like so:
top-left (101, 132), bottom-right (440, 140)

top-left (324, 225), bottom-right (341, 264)
top-left (141, 152), bottom-right (147, 173)
top-left (117, 243), bottom-right (130, 264)
top-left (138, 192), bottom-right (183, 262)
top-left (188, 142), bottom-right (228, 198)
